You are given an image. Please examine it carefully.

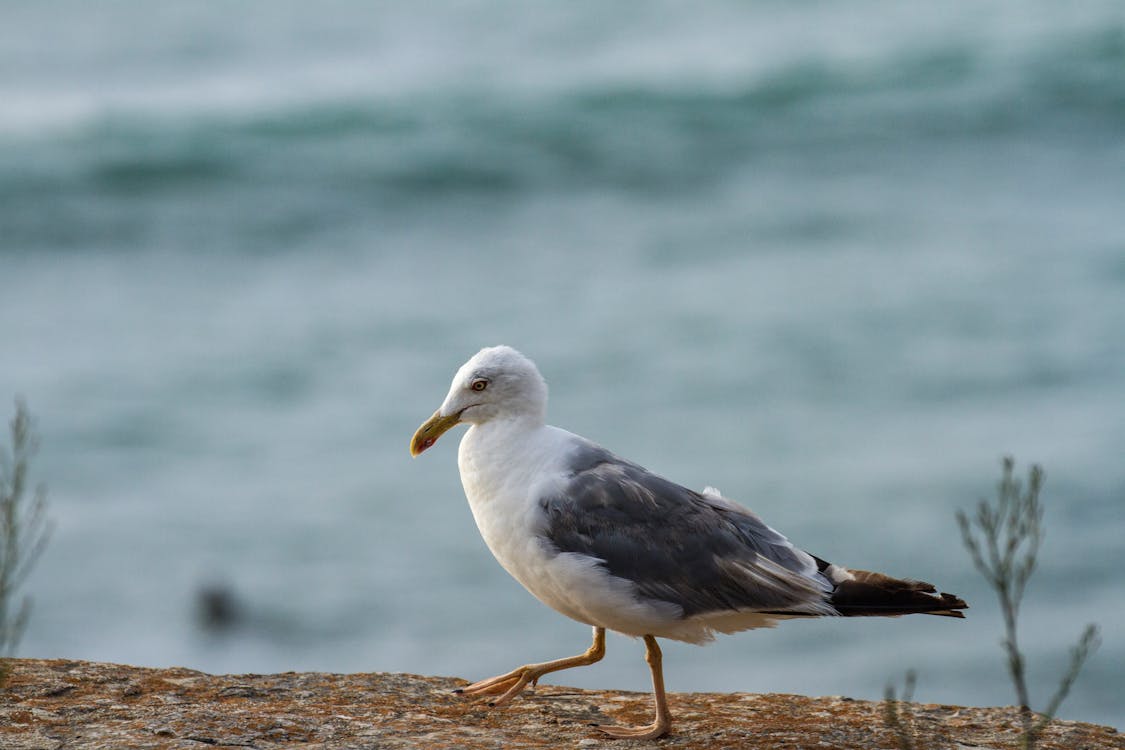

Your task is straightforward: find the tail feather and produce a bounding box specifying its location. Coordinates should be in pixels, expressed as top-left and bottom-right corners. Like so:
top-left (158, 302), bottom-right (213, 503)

top-left (830, 568), bottom-right (968, 618)
top-left (807, 555), bottom-right (968, 618)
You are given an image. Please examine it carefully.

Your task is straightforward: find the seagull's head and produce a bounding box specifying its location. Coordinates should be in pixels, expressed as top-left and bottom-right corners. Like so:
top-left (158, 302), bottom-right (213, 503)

top-left (410, 345), bottom-right (548, 456)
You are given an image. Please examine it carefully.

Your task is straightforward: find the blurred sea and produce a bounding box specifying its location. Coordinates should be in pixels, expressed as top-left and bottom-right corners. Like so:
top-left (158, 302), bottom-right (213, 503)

top-left (2, 0), bottom-right (1123, 728)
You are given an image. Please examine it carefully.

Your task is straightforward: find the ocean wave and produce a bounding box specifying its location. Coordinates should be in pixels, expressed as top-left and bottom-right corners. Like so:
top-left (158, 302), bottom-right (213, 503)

top-left (2, 25), bottom-right (1122, 203)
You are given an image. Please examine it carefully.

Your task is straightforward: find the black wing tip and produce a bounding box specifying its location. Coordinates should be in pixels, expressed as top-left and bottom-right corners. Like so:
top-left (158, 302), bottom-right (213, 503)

top-left (830, 573), bottom-right (970, 618)
top-left (931, 591), bottom-right (969, 616)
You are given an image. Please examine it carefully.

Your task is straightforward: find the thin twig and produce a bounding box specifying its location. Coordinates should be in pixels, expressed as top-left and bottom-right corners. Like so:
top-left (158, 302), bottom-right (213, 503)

top-left (883, 669), bottom-right (919, 750)
top-left (1, 399), bottom-right (52, 687)
top-left (957, 457), bottom-right (1099, 750)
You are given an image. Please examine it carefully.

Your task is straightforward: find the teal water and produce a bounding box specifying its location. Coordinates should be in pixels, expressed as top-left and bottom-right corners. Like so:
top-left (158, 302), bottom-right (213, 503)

top-left (2, 1), bottom-right (1123, 727)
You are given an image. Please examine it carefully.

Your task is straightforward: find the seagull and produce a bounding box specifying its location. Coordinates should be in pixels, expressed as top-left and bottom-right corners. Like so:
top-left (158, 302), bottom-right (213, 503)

top-left (410, 345), bottom-right (967, 740)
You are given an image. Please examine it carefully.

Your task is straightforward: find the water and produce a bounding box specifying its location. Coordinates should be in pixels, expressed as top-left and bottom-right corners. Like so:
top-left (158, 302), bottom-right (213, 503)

top-left (2, 0), bottom-right (1123, 728)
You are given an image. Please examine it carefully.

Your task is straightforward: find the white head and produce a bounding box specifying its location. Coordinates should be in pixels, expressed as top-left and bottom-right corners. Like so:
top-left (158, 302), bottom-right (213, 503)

top-left (410, 346), bottom-right (548, 456)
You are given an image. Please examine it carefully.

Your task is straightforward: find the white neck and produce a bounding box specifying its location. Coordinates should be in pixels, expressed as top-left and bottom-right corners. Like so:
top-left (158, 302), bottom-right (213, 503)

top-left (459, 418), bottom-right (540, 502)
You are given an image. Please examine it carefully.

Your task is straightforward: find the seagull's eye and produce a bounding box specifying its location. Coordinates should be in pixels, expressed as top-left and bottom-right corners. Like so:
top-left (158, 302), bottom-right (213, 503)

top-left (470, 378), bottom-right (488, 392)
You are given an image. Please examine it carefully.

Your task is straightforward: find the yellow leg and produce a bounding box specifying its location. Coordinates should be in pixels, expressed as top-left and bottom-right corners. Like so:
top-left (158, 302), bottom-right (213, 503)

top-left (456, 626), bottom-right (606, 708)
top-left (596, 635), bottom-right (673, 740)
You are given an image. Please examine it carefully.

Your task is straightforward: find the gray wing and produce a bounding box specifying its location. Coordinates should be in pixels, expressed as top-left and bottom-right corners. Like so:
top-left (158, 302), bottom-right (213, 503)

top-left (539, 443), bottom-right (833, 618)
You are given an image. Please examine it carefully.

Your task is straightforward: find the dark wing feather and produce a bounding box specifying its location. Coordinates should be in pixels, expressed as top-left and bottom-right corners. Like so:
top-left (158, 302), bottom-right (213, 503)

top-left (809, 557), bottom-right (968, 618)
top-left (539, 444), bottom-right (831, 618)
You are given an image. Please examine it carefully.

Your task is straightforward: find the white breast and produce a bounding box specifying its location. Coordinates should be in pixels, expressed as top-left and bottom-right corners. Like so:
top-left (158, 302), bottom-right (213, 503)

top-left (457, 421), bottom-right (571, 592)
top-left (455, 421), bottom-right (689, 638)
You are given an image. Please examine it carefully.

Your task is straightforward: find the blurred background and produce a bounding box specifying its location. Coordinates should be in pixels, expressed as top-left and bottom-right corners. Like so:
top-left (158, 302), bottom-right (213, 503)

top-left (2, 0), bottom-right (1122, 728)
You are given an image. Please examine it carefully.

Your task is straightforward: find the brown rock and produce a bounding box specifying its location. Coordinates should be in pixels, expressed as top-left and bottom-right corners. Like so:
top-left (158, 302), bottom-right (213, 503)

top-left (1, 658), bottom-right (1119, 749)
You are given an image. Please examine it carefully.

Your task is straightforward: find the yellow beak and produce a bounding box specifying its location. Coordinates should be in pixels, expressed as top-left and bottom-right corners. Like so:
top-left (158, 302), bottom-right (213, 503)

top-left (410, 410), bottom-right (462, 456)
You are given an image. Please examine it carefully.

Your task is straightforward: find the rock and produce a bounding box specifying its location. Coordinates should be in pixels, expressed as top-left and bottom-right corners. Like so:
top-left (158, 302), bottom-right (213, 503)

top-left (0, 659), bottom-right (1119, 749)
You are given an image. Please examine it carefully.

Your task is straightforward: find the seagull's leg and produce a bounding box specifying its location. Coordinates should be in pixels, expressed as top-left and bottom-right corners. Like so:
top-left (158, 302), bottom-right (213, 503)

top-left (456, 626), bottom-right (606, 707)
top-left (596, 635), bottom-right (672, 740)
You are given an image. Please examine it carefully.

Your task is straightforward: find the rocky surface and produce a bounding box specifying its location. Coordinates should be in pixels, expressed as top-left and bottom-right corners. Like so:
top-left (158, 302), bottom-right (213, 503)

top-left (1, 659), bottom-right (1119, 749)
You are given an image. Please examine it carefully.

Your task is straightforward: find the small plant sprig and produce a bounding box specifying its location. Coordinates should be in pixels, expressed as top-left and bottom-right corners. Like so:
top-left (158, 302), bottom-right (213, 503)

top-left (957, 457), bottom-right (1100, 750)
top-left (1, 399), bottom-right (52, 688)
top-left (883, 669), bottom-right (921, 750)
